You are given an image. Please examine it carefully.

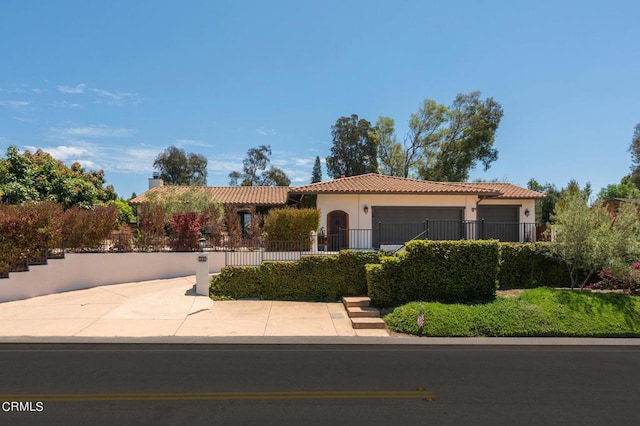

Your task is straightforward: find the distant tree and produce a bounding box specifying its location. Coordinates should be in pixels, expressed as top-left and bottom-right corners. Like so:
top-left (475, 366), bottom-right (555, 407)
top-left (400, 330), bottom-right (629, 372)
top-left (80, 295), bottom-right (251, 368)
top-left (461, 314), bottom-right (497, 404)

top-left (326, 114), bottom-right (378, 178)
top-left (375, 116), bottom-right (406, 177)
top-left (527, 178), bottom-right (560, 224)
top-left (629, 123), bottom-right (640, 187)
top-left (376, 92), bottom-right (503, 182)
top-left (597, 175), bottom-right (640, 200)
top-left (153, 145), bottom-right (207, 186)
top-left (229, 145), bottom-right (291, 186)
top-left (311, 156), bottom-right (322, 183)
top-left (0, 145), bottom-right (117, 209)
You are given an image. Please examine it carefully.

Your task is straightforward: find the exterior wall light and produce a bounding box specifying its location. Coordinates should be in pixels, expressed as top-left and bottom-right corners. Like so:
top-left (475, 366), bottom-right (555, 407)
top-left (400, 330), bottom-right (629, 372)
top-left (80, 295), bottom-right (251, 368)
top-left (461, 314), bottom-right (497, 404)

top-left (363, 205), bottom-right (369, 214)
top-left (524, 208), bottom-right (530, 218)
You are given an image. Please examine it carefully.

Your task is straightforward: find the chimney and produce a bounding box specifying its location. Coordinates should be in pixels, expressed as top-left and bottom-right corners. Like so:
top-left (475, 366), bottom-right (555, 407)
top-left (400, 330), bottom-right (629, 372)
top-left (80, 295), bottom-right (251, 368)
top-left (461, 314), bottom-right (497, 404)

top-left (148, 173), bottom-right (164, 190)
top-left (340, 174), bottom-right (345, 179)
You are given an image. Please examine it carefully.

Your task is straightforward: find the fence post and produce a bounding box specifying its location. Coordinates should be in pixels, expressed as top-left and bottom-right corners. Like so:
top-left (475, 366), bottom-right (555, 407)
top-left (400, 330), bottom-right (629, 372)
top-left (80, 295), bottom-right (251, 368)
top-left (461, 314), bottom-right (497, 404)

top-left (480, 219), bottom-right (485, 240)
top-left (310, 230), bottom-right (318, 253)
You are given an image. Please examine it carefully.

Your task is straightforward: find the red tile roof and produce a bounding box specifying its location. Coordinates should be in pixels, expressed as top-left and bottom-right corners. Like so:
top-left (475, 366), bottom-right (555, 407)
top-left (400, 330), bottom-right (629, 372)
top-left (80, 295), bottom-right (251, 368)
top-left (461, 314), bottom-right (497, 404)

top-left (453, 182), bottom-right (546, 199)
top-left (290, 173), bottom-right (502, 196)
top-left (130, 185), bottom-right (290, 205)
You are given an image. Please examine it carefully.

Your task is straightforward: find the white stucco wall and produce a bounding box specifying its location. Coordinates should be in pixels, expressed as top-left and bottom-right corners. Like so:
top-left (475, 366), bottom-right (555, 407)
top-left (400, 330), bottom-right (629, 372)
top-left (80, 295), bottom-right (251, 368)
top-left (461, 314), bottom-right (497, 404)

top-left (0, 252), bottom-right (226, 303)
top-left (316, 193), bottom-right (538, 244)
top-left (316, 193), bottom-right (481, 231)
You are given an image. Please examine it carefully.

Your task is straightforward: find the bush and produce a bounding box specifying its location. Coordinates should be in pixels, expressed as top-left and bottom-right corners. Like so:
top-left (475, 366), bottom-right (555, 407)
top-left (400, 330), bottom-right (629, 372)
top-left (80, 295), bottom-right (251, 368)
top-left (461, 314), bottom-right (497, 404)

top-left (62, 204), bottom-right (119, 250)
top-left (498, 243), bottom-right (570, 289)
top-left (367, 240), bottom-right (500, 307)
top-left (210, 250), bottom-right (383, 301)
top-left (384, 288), bottom-right (640, 337)
top-left (0, 201), bottom-right (63, 274)
top-left (264, 208), bottom-right (320, 246)
top-left (169, 212), bottom-right (206, 251)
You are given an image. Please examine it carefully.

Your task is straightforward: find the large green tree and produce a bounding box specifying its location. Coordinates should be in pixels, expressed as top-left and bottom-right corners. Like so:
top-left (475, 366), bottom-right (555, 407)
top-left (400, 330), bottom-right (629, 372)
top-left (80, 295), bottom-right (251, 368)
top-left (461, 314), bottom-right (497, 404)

top-left (153, 145), bottom-right (208, 186)
top-left (229, 145), bottom-right (291, 186)
top-left (597, 175), bottom-right (640, 200)
top-left (376, 92), bottom-right (503, 181)
top-left (0, 145), bottom-right (117, 209)
top-left (326, 114), bottom-right (378, 178)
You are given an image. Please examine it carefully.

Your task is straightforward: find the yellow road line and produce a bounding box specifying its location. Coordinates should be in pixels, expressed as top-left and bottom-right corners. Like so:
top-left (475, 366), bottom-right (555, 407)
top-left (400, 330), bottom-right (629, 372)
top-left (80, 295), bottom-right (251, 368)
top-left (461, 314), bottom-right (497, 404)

top-left (0, 390), bottom-right (435, 402)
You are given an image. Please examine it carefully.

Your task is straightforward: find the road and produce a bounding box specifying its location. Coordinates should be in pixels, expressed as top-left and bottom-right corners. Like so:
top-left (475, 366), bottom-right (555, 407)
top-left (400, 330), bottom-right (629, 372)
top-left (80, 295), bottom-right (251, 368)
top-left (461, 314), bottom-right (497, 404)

top-left (0, 343), bottom-right (638, 425)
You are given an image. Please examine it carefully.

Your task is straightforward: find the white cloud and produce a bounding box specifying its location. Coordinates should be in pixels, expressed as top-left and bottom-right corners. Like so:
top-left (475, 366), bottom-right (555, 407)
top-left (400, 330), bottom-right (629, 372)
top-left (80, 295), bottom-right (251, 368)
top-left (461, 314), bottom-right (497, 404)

top-left (91, 88), bottom-right (140, 105)
top-left (74, 159), bottom-right (100, 169)
top-left (176, 139), bottom-right (213, 148)
top-left (0, 100), bottom-right (30, 111)
top-left (50, 101), bottom-right (80, 108)
top-left (24, 145), bottom-right (92, 160)
top-left (57, 83), bottom-right (87, 94)
top-left (256, 128), bottom-right (277, 136)
top-left (50, 124), bottom-right (133, 139)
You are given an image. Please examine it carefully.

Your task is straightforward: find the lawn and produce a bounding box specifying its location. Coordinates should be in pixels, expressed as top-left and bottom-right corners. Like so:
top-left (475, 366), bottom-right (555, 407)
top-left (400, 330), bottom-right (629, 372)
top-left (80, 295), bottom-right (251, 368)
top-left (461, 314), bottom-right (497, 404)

top-left (384, 287), bottom-right (640, 337)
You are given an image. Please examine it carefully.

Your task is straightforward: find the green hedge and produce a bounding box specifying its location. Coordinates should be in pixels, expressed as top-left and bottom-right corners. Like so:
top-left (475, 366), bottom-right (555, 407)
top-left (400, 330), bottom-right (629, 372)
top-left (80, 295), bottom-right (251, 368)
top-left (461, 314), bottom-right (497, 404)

top-left (210, 250), bottom-right (383, 301)
top-left (498, 243), bottom-right (570, 289)
top-left (367, 240), bottom-right (500, 307)
top-left (264, 208), bottom-right (320, 242)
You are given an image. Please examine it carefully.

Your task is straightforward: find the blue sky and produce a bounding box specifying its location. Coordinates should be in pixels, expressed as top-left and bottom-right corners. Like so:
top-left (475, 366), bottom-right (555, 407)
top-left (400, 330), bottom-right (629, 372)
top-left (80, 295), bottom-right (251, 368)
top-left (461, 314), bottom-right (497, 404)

top-left (1, 0), bottom-right (638, 199)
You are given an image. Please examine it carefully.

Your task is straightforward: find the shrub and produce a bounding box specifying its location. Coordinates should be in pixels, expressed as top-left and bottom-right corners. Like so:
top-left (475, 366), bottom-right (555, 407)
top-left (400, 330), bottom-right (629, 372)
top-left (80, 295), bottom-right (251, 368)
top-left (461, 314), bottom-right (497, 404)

top-left (62, 204), bottom-right (119, 250)
top-left (367, 240), bottom-right (500, 307)
top-left (136, 203), bottom-right (167, 250)
top-left (264, 208), bottom-right (320, 247)
top-left (0, 201), bottom-right (63, 273)
top-left (210, 250), bottom-right (383, 301)
top-left (498, 243), bottom-right (570, 289)
top-left (384, 288), bottom-right (640, 337)
top-left (169, 212), bottom-right (206, 251)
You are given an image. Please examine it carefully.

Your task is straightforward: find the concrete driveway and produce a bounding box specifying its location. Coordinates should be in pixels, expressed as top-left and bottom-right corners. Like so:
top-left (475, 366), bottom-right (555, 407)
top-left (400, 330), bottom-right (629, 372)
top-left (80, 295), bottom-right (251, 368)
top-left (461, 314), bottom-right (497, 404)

top-left (0, 276), bottom-right (388, 338)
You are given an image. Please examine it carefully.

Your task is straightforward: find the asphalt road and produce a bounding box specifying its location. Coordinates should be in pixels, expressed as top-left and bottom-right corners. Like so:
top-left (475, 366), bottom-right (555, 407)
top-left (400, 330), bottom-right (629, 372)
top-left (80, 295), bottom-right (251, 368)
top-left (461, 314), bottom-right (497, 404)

top-left (0, 343), bottom-right (638, 425)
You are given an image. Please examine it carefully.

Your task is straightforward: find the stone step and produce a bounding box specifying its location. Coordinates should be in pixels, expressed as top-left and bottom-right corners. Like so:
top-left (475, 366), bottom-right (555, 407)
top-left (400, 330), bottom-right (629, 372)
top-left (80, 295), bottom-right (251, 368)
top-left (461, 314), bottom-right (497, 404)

top-left (351, 317), bottom-right (386, 330)
top-left (346, 306), bottom-right (380, 318)
top-left (342, 296), bottom-right (370, 308)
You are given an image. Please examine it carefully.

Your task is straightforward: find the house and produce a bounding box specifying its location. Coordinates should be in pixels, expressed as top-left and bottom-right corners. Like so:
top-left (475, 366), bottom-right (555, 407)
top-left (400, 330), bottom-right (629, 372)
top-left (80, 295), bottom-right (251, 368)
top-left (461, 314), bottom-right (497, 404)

top-left (131, 173), bottom-right (545, 249)
top-left (290, 174), bottom-right (545, 249)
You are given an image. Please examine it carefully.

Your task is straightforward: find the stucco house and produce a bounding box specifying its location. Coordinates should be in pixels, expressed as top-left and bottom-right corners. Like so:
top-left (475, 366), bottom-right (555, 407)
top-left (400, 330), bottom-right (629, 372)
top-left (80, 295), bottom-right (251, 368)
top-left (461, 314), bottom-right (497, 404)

top-left (290, 174), bottom-right (545, 250)
top-left (132, 173), bottom-right (544, 250)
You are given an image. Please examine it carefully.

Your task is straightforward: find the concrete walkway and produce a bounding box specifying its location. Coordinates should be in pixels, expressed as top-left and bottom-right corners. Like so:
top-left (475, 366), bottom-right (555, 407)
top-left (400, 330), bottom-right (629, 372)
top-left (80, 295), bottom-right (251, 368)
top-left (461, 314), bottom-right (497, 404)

top-left (0, 276), bottom-right (388, 338)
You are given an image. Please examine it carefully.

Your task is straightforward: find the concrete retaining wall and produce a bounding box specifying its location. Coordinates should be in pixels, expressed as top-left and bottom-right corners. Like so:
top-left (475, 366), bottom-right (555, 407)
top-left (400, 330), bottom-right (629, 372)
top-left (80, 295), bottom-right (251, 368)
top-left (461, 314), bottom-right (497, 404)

top-left (0, 252), bottom-right (226, 303)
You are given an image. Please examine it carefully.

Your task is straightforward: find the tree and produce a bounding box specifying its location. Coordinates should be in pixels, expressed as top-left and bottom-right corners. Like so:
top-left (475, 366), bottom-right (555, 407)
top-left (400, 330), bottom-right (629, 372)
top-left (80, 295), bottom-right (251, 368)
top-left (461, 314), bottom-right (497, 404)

top-left (0, 145), bottom-right (117, 209)
top-left (228, 145), bottom-right (291, 186)
top-left (375, 116), bottom-right (408, 177)
top-left (597, 175), bottom-right (640, 200)
top-left (629, 122), bottom-right (640, 187)
top-left (326, 114), bottom-right (378, 178)
top-left (550, 190), bottom-right (640, 289)
top-left (311, 156), bottom-right (322, 183)
top-left (376, 92), bottom-right (503, 181)
top-left (527, 178), bottom-right (560, 224)
top-left (153, 145), bottom-right (207, 186)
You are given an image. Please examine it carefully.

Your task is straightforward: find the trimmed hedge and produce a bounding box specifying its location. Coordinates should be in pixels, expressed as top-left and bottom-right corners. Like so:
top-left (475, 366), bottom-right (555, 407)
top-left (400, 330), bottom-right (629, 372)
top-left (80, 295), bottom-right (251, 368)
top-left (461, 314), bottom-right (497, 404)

top-left (498, 243), bottom-right (570, 289)
top-left (367, 240), bottom-right (500, 307)
top-left (210, 250), bottom-right (382, 301)
top-left (264, 208), bottom-right (320, 243)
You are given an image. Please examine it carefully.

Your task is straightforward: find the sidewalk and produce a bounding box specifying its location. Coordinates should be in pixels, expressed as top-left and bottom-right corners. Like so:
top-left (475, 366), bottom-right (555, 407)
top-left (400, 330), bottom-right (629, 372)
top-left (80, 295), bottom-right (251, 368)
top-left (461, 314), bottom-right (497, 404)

top-left (0, 276), bottom-right (388, 338)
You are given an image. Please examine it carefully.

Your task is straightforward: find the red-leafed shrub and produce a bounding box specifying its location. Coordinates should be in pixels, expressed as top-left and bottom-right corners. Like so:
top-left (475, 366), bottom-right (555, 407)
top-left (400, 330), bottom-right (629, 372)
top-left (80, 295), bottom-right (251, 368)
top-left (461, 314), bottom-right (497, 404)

top-left (169, 212), bottom-right (206, 251)
top-left (62, 204), bottom-right (118, 251)
top-left (136, 203), bottom-right (167, 251)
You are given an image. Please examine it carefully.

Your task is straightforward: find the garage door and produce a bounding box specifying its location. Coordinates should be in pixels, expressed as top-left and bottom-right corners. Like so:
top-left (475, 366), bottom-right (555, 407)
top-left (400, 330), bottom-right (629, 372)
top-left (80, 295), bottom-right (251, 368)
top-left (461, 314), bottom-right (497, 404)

top-left (476, 205), bottom-right (519, 242)
top-left (371, 206), bottom-right (464, 247)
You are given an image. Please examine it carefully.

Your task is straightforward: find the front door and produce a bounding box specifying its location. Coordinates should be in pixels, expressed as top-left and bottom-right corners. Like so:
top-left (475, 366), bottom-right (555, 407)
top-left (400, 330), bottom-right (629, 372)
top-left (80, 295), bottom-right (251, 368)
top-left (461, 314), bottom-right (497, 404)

top-left (327, 210), bottom-right (348, 251)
